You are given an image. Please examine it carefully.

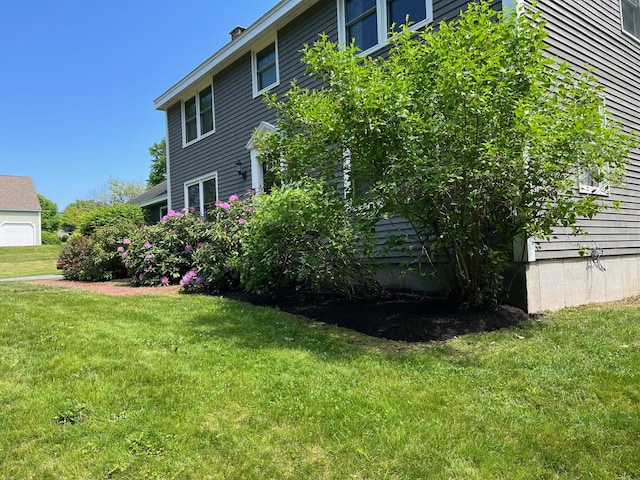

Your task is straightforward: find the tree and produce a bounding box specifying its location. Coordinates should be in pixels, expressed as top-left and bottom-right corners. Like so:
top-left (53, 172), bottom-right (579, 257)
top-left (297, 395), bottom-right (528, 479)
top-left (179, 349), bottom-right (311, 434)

top-left (147, 138), bottom-right (167, 187)
top-left (37, 194), bottom-right (60, 233)
top-left (259, 2), bottom-right (637, 309)
top-left (92, 177), bottom-right (146, 205)
top-left (61, 199), bottom-right (105, 232)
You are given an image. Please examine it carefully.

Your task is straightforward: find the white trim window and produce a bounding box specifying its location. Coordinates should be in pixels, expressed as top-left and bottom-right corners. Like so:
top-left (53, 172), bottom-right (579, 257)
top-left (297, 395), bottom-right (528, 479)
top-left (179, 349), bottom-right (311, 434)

top-left (184, 173), bottom-right (218, 216)
top-left (337, 0), bottom-right (432, 53)
top-left (182, 83), bottom-right (215, 146)
top-left (579, 101), bottom-right (610, 196)
top-left (621, 0), bottom-right (640, 41)
top-left (252, 40), bottom-right (280, 97)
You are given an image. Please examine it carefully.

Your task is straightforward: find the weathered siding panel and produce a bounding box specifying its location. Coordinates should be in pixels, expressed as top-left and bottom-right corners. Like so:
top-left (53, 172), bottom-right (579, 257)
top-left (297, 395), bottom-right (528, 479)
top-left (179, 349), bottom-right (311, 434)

top-left (531, 0), bottom-right (640, 260)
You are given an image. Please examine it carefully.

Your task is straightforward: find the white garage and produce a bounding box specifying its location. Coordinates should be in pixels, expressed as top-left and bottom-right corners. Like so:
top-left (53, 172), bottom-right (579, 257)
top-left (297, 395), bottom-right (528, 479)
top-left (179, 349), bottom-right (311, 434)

top-left (0, 176), bottom-right (42, 247)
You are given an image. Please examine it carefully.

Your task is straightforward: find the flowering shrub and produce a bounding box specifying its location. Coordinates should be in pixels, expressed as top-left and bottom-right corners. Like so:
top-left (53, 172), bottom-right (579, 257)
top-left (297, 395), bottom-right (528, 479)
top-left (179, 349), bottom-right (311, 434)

top-left (239, 182), bottom-right (379, 297)
top-left (119, 209), bottom-right (207, 286)
top-left (58, 223), bottom-right (138, 281)
top-left (182, 193), bottom-right (254, 293)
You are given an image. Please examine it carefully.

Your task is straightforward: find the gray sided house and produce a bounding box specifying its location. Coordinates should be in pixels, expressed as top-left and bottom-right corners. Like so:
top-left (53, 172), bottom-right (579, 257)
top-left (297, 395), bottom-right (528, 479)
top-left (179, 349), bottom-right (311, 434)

top-left (128, 180), bottom-right (168, 224)
top-left (154, 0), bottom-right (640, 312)
top-left (0, 175), bottom-right (42, 246)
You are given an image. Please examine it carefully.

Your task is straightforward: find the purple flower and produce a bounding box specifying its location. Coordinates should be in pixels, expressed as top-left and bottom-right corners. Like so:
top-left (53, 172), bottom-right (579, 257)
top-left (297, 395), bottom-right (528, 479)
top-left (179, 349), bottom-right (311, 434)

top-left (123, 238), bottom-right (131, 245)
top-left (238, 217), bottom-right (247, 224)
top-left (145, 254), bottom-right (153, 259)
top-left (185, 244), bottom-right (193, 252)
top-left (189, 207), bottom-right (196, 212)
top-left (229, 194), bottom-right (239, 203)
top-left (122, 252), bottom-right (128, 259)
top-left (161, 276), bottom-right (169, 285)
top-left (124, 261), bottom-right (131, 268)
top-left (144, 241), bottom-right (151, 248)
top-left (117, 246), bottom-right (124, 253)
top-left (195, 276), bottom-right (204, 285)
top-left (139, 273), bottom-right (145, 281)
top-left (197, 242), bottom-right (204, 250)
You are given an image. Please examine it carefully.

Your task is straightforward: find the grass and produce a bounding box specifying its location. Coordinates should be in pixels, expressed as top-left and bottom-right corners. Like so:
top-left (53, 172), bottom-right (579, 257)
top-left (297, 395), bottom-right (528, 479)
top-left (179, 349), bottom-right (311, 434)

top-left (0, 245), bottom-right (61, 278)
top-left (0, 283), bottom-right (638, 479)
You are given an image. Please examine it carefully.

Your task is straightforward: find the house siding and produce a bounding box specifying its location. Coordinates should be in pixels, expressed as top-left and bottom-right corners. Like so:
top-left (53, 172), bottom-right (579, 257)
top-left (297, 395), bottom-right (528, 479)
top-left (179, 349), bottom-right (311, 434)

top-left (530, 0), bottom-right (640, 260)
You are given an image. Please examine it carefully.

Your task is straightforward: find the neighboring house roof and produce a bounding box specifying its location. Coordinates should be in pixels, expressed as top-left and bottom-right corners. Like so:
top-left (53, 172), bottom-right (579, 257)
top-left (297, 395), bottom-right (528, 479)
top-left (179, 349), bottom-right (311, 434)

top-left (128, 180), bottom-right (168, 207)
top-left (154, 0), bottom-right (321, 111)
top-left (0, 175), bottom-right (41, 212)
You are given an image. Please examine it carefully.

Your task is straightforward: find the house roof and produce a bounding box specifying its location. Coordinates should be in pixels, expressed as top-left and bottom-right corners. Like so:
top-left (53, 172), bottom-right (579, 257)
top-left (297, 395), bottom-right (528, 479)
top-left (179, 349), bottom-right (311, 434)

top-left (0, 175), bottom-right (41, 212)
top-left (128, 180), bottom-right (168, 207)
top-left (154, 0), bottom-right (321, 111)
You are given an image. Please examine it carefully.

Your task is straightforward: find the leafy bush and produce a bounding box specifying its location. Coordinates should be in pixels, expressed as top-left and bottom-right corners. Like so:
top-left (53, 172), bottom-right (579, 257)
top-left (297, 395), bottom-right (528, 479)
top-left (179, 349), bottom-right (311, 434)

top-left (239, 182), bottom-right (378, 297)
top-left (183, 194), bottom-right (254, 293)
top-left (119, 209), bottom-right (206, 286)
top-left (58, 235), bottom-right (103, 281)
top-left (41, 231), bottom-right (61, 245)
top-left (80, 203), bottom-right (144, 236)
top-left (91, 223), bottom-right (139, 280)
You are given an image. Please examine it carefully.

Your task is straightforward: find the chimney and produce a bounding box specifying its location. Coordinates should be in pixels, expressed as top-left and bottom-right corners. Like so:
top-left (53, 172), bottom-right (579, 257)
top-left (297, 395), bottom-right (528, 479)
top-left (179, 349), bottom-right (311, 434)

top-left (230, 26), bottom-right (246, 41)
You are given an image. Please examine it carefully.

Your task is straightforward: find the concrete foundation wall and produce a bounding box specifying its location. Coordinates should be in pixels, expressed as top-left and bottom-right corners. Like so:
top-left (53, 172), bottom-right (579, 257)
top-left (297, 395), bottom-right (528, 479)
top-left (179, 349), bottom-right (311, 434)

top-left (525, 254), bottom-right (640, 312)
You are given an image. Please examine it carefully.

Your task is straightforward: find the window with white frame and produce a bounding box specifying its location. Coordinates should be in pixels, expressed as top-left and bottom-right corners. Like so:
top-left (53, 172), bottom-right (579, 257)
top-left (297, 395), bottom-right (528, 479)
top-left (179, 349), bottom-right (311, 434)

top-left (252, 40), bottom-right (279, 97)
top-left (622, 0), bottom-right (640, 40)
top-left (182, 83), bottom-right (215, 146)
top-left (185, 174), bottom-right (218, 217)
top-left (579, 101), bottom-right (610, 196)
top-left (338, 0), bottom-right (432, 53)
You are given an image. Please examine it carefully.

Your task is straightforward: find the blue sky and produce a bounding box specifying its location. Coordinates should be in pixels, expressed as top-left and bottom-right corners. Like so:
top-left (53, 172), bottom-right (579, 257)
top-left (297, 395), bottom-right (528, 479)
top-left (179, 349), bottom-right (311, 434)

top-left (0, 0), bottom-right (277, 210)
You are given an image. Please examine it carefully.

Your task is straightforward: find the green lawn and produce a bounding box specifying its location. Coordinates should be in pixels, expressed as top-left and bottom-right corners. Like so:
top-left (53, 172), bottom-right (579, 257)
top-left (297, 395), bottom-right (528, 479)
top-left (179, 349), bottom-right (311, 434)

top-left (0, 283), bottom-right (638, 479)
top-left (0, 245), bottom-right (61, 278)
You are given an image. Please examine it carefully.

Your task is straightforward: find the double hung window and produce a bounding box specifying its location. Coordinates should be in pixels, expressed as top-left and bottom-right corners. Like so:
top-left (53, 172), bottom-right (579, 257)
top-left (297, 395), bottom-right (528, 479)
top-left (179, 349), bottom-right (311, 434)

top-left (185, 174), bottom-right (218, 217)
top-left (253, 40), bottom-right (279, 97)
top-left (622, 0), bottom-right (640, 41)
top-left (339, 0), bottom-right (431, 53)
top-left (183, 83), bottom-right (215, 146)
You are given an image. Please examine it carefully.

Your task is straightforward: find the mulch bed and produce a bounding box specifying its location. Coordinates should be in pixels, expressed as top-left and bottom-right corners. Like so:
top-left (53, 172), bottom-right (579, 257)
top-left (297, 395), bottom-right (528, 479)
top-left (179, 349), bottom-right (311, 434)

top-left (224, 290), bottom-right (533, 343)
top-left (30, 279), bottom-right (533, 343)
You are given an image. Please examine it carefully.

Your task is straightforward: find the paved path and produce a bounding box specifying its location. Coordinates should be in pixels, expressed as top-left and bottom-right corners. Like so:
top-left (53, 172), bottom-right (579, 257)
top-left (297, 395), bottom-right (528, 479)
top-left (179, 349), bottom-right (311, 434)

top-left (0, 274), bottom-right (64, 282)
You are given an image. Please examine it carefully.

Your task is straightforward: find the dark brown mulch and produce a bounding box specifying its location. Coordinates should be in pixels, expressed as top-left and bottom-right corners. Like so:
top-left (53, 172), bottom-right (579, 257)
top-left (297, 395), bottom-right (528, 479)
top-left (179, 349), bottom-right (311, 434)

top-left (224, 290), bottom-right (533, 343)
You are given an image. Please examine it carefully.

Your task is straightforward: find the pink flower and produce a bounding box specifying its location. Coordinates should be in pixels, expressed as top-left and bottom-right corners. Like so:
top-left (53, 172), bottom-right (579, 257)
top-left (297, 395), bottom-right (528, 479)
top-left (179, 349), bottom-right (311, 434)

top-left (145, 254), bottom-right (153, 259)
top-left (229, 194), bottom-right (239, 203)
top-left (161, 276), bottom-right (169, 285)
top-left (117, 246), bottom-right (124, 252)
top-left (185, 244), bottom-right (193, 251)
top-left (144, 241), bottom-right (151, 248)
top-left (123, 238), bottom-right (131, 245)
top-left (139, 273), bottom-right (145, 281)
top-left (122, 252), bottom-right (128, 259)
top-left (238, 217), bottom-right (246, 224)
top-left (162, 215), bottom-right (169, 221)
top-left (124, 261), bottom-right (131, 268)
top-left (215, 200), bottom-right (231, 210)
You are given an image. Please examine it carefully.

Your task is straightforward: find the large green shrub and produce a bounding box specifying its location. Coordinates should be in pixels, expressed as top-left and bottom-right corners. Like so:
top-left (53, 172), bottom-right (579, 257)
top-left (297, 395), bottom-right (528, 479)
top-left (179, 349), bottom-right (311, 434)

top-left (41, 231), bottom-right (61, 245)
top-left (80, 203), bottom-right (144, 236)
top-left (58, 223), bottom-right (138, 281)
top-left (239, 182), bottom-right (378, 297)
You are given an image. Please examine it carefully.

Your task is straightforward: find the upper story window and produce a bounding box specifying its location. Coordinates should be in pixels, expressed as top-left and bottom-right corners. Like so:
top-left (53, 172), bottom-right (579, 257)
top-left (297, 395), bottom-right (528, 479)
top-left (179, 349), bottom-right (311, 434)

top-left (182, 83), bottom-right (215, 146)
top-left (338, 0), bottom-right (432, 53)
top-left (622, 0), bottom-right (640, 41)
top-left (253, 40), bottom-right (280, 97)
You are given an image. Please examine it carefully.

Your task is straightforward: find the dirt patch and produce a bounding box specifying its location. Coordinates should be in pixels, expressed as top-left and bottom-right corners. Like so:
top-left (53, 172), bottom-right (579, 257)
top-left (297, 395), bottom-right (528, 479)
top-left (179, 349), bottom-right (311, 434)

top-left (29, 279), bottom-right (532, 342)
top-left (30, 278), bottom-right (181, 296)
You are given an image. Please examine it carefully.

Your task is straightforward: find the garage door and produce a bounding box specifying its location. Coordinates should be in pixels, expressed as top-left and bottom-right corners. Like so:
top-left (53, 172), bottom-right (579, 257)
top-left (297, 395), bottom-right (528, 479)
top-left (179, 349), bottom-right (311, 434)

top-left (0, 222), bottom-right (36, 246)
